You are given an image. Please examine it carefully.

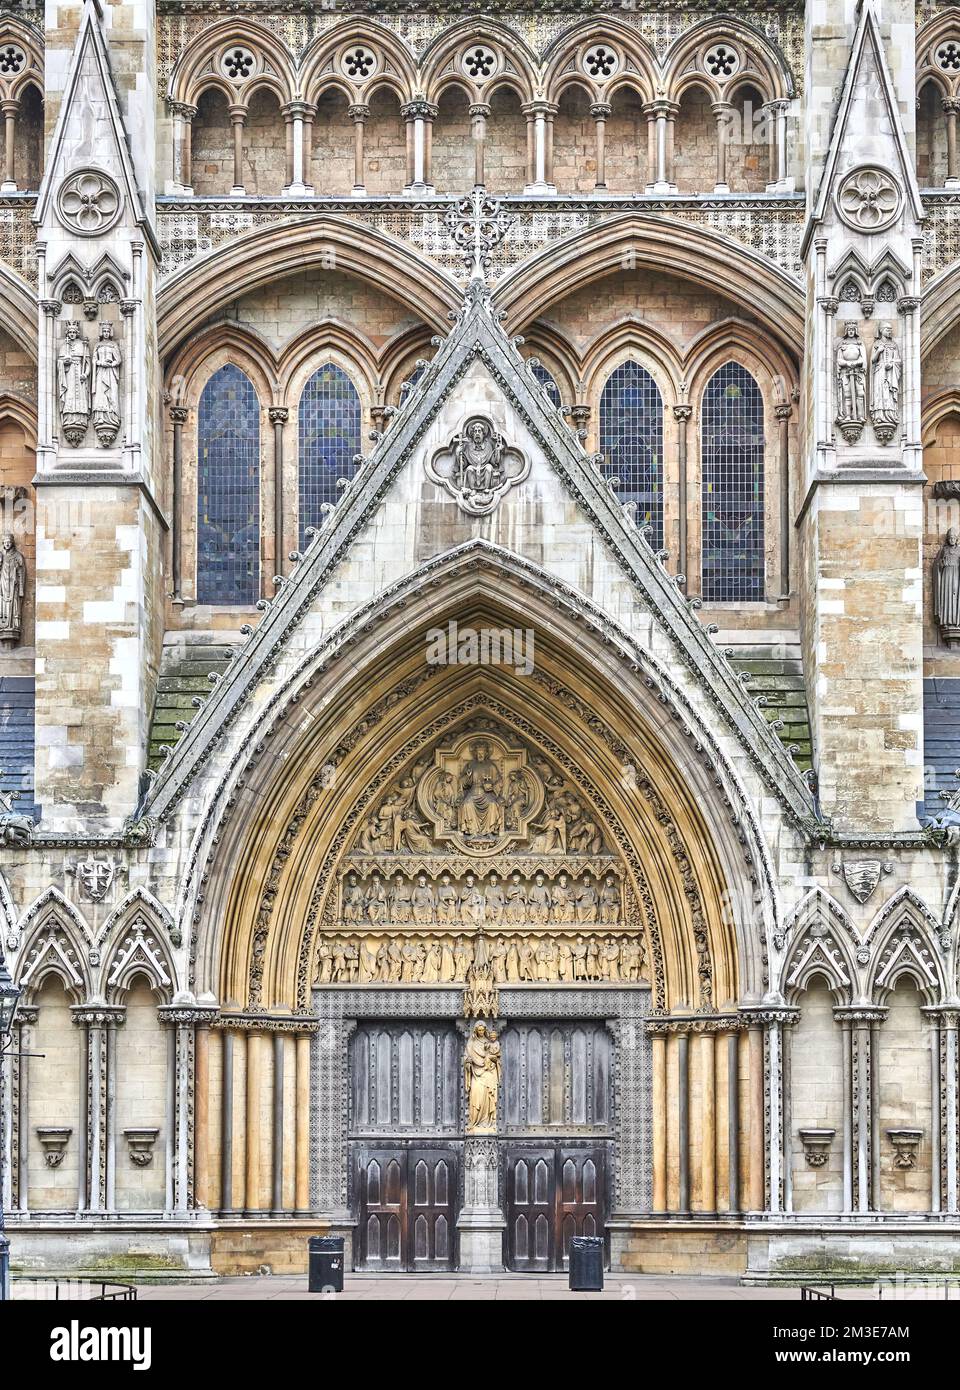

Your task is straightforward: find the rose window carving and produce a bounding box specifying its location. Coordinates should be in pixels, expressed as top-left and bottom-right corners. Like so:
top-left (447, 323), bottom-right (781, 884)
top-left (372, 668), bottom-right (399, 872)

top-left (220, 46), bottom-right (256, 82)
top-left (342, 46), bottom-right (377, 80)
top-left (836, 166), bottom-right (902, 232)
top-left (55, 169), bottom-right (121, 236)
top-left (462, 46), bottom-right (497, 81)
top-left (937, 41), bottom-right (960, 71)
top-left (0, 45), bottom-right (26, 75)
top-left (583, 45), bottom-right (619, 80)
top-left (704, 43), bottom-right (740, 78)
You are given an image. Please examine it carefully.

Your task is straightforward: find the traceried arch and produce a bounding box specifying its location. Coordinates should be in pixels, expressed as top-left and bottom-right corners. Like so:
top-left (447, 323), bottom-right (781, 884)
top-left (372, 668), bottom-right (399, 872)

top-left (197, 364), bottom-right (260, 605)
top-left (599, 361), bottom-right (664, 547)
top-left (297, 364), bottom-right (362, 546)
top-left (700, 361), bottom-right (765, 602)
top-left (780, 889), bottom-right (857, 1006)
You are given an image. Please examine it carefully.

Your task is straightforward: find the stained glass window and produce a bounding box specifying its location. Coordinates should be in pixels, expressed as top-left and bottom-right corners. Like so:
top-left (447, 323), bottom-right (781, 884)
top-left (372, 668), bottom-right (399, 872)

top-left (530, 360), bottom-right (561, 406)
top-left (701, 362), bottom-right (765, 602)
top-left (599, 361), bottom-right (664, 545)
top-left (197, 364), bottom-right (260, 605)
top-left (298, 364), bottom-right (362, 545)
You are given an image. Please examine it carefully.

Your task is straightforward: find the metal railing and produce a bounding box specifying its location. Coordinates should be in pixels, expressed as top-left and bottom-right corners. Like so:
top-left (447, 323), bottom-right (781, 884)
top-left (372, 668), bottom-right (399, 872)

top-left (801, 1285), bottom-right (837, 1301)
top-left (12, 1277), bottom-right (137, 1301)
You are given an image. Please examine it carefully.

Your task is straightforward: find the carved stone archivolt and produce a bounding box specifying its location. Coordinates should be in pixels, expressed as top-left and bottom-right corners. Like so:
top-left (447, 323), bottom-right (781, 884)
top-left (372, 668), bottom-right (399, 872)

top-left (312, 715), bottom-right (648, 992)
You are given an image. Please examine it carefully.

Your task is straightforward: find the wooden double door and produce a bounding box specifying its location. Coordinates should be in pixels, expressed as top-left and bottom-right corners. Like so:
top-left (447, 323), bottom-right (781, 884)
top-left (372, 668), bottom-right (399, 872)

top-left (355, 1143), bottom-right (459, 1271)
top-left (504, 1142), bottom-right (608, 1272)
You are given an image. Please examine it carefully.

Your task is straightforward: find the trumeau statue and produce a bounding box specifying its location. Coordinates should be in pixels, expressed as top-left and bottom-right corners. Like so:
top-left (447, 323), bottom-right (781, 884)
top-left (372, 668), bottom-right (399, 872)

top-left (57, 321), bottom-right (92, 447)
top-left (835, 321), bottom-right (867, 443)
top-left (464, 1022), bottom-right (500, 1132)
top-left (935, 527), bottom-right (960, 649)
top-left (92, 321), bottom-right (122, 447)
top-left (869, 323), bottom-right (901, 444)
top-left (0, 532), bottom-right (26, 644)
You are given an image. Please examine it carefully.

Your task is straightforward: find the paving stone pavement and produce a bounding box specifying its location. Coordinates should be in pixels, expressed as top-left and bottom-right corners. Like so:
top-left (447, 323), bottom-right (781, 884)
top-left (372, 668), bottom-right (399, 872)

top-left (130, 1274), bottom-right (871, 1301)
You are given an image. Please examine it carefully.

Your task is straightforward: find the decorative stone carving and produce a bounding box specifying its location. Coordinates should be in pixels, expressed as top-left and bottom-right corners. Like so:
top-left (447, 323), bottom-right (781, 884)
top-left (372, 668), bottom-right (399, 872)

top-left (835, 167), bottom-right (902, 233)
top-left (886, 1127), bottom-right (923, 1169)
top-left (426, 416), bottom-right (529, 516)
top-left (799, 1127), bottom-right (836, 1168)
top-left (584, 44), bottom-right (619, 80)
top-left (831, 856), bottom-right (894, 904)
top-left (56, 168), bottom-right (121, 236)
top-left (92, 321), bottom-right (122, 447)
top-left (444, 188), bottom-right (512, 282)
top-left (0, 531), bottom-right (25, 644)
top-left (37, 1126), bottom-right (71, 1168)
top-left (123, 1127), bottom-right (159, 1167)
top-left (934, 528), bottom-right (960, 649)
top-left (869, 323), bottom-right (901, 444)
top-left (464, 1021), bottom-right (500, 1132)
top-left (57, 322), bottom-right (92, 446)
top-left (69, 854), bottom-right (116, 902)
top-left (704, 42), bottom-right (740, 77)
top-left (0, 785), bottom-right (33, 846)
top-left (834, 322), bottom-right (867, 442)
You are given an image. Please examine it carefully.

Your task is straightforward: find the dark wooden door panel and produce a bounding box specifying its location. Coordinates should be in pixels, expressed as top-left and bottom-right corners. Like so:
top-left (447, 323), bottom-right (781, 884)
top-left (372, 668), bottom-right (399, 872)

top-left (505, 1143), bottom-right (608, 1272)
top-left (355, 1144), bottom-right (457, 1272)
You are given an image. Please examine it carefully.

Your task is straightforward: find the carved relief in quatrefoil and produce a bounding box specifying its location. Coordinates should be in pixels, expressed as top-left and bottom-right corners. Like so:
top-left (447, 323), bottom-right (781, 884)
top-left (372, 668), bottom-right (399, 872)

top-left (426, 414), bottom-right (529, 515)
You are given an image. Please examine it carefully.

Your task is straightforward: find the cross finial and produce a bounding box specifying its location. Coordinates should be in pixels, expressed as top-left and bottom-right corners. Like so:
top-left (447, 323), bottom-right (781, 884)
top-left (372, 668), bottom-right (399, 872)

top-left (445, 188), bottom-right (512, 284)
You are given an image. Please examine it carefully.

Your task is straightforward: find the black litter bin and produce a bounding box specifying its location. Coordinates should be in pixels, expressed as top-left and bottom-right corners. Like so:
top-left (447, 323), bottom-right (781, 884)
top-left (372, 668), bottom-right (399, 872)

top-left (568, 1235), bottom-right (604, 1291)
top-left (308, 1235), bottom-right (345, 1292)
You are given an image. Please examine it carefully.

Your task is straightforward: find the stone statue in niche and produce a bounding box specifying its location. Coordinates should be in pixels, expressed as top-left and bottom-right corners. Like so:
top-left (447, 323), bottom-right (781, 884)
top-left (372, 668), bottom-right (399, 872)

top-left (935, 528), bottom-right (960, 649)
top-left (0, 532), bottom-right (25, 644)
top-left (835, 321), bottom-right (867, 443)
top-left (464, 1022), bottom-right (500, 1131)
top-left (92, 321), bottom-right (122, 447)
top-left (57, 322), bottom-right (91, 447)
top-left (869, 323), bottom-right (901, 444)
top-left (426, 415), bottom-right (529, 515)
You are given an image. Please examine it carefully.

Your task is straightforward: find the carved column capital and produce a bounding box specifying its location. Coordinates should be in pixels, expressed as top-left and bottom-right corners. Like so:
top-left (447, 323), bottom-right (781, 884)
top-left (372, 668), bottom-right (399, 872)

top-left (672, 403), bottom-right (693, 423)
top-left (347, 103), bottom-right (370, 124)
top-left (774, 403), bottom-right (793, 422)
top-left (269, 406), bottom-right (289, 425)
top-left (589, 102), bottom-right (613, 121)
top-left (169, 405), bottom-right (188, 426)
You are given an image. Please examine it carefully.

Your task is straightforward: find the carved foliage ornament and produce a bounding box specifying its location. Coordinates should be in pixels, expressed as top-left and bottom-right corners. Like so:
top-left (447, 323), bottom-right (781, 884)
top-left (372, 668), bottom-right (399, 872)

top-left (426, 415), bottom-right (529, 516)
top-left (56, 169), bottom-right (122, 237)
top-left (835, 167), bottom-right (902, 233)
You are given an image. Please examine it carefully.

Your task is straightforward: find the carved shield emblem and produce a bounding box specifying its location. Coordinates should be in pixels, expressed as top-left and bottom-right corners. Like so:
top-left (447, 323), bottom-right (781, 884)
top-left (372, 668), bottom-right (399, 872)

top-left (840, 858), bottom-right (882, 905)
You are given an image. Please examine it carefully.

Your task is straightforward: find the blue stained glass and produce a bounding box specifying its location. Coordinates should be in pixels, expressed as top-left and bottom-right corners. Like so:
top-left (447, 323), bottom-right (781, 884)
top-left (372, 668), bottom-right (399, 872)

top-left (197, 364), bottom-right (260, 605)
top-left (701, 362), bottom-right (765, 603)
top-left (599, 361), bottom-right (664, 546)
top-left (530, 360), bottom-right (561, 406)
top-left (298, 364), bottom-right (362, 545)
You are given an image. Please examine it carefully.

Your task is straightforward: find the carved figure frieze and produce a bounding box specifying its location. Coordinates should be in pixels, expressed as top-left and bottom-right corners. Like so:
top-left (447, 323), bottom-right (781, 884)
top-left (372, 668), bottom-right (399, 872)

top-left (0, 531), bottom-right (26, 645)
top-left (315, 929), bottom-right (645, 986)
top-left (426, 415), bottom-right (529, 515)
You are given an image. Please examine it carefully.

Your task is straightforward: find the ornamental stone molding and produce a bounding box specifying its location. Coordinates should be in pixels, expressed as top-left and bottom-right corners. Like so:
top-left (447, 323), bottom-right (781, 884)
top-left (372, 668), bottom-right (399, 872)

top-left (55, 169), bottom-right (122, 237)
top-left (798, 1127), bottom-right (835, 1168)
top-left (886, 1127), bottom-right (923, 1169)
top-left (36, 1127), bottom-right (71, 1168)
top-left (835, 166), bottom-right (903, 233)
top-left (123, 1127), bottom-right (159, 1167)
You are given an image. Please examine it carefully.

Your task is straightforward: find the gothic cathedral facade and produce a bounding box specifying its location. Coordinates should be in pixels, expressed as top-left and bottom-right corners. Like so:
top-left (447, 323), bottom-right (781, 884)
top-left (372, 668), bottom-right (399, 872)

top-left (2, 0), bottom-right (960, 1282)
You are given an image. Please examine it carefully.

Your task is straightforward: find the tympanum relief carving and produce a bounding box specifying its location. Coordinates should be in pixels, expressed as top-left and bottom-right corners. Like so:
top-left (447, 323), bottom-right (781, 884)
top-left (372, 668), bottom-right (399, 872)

top-left (313, 718), bottom-right (646, 988)
top-left (426, 416), bottom-right (529, 515)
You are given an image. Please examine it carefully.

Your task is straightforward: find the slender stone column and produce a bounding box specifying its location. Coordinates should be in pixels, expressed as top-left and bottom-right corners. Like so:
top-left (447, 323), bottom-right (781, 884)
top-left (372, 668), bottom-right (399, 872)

top-left (727, 1030), bottom-right (741, 1213)
top-left (220, 1029), bottom-right (237, 1214)
top-left (72, 1007), bottom-right (124, 1215)
top-left (644, 100), bottom-right (678, 193)
top-left (677, 1031), bottom-right (690, 1213)
top-left (712, 101), bottom-right (732, 192)
top-left (169, 405), bottom-right (187, 604)
top-left (229, 105), bottom-right (246, 195)
top-left (746, 1024), bottom-right (764, 1209)
top-left (590, 102), bottom-right (611, 191)
top-left (9, 1008), bottom-right (35, 1212)
top-left (0, 99), bottom-right (17, 193)
top-left (945, 98), bottom-right (960, 188)
top-left (651, 1027), bottom-right (667, 1212)
top-left (167, 100), bottom-right (196, 193)
top-left (764, 99), bottom-right (790, 190)
top-left (673, 402), bottom-right (692, 587)
top-left (245, 1031), bottom-right (264, 1212)
top-left (271, 1032), bottom-right (285, 1216)
top-left (348, 103), bottom-right (370, 196)
top-left (521, 100), bottom-right (557, 193)
top-left (926, 1007), bottom-right (959, 1212)
top-left (698, 1029), bottom-right (716, 1212)
top-left (280, 101), bottom-right (314, 195)
top-left (834, 1006), bottom-right (886, 1212)
top-left (400, 98), bottom-right (437, 192)
top-left (776, 402), bottom-right (792, 598)
top-left (194, 1020), bottom-right (213, 1211)
top-left (470, 103), bottom-right (490, 188)
top-left (295, 1032), bottom-right (312, 1215)
top-left (270, 406), bottom-right (288, 578)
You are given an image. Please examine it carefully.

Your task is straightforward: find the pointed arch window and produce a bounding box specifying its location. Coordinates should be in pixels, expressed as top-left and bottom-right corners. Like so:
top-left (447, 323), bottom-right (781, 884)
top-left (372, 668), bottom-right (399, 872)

top-left (701, 362), bottom-right (765, 602)
top-left (298, 364), bottom-right (362, 545)
top-left (599, 361), bottom-right (663, 545)
top-left (197, 364), bottom-right (260, 605)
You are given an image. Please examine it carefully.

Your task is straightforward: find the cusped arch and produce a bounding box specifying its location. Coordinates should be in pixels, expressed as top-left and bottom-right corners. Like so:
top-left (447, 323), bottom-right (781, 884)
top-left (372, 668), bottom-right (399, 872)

top-left (300, 20), bottom-right (418, 105)
top-left (157, 218), bottom-right (459, 357)
top-left (166, 322), bottom-right (280, 410)
top-left (918, 9), bottom-right (960, 100)
top-left (662, 16), bottom-right (793, 105)
top-left (865, 888), bottom-right (945, 1006)
top-left (543, 18), bottom-right (656, 106)
top-left (101, 893), bottom-right (177, 1005)
top-left (168, 17), bottom-right (297, 110)
top-left (0, 262), bottom-right (37, 360)
top-left (0, 16), bottom-right (43, 103)
top-left (494, 215), bottom-right (805, 356)
top-left (420, 20), bottom-right (539, 105)
top-left (779, 888), bottom-right (858, 1005)
top-left (15, 887), bottom-right (92, 1003)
